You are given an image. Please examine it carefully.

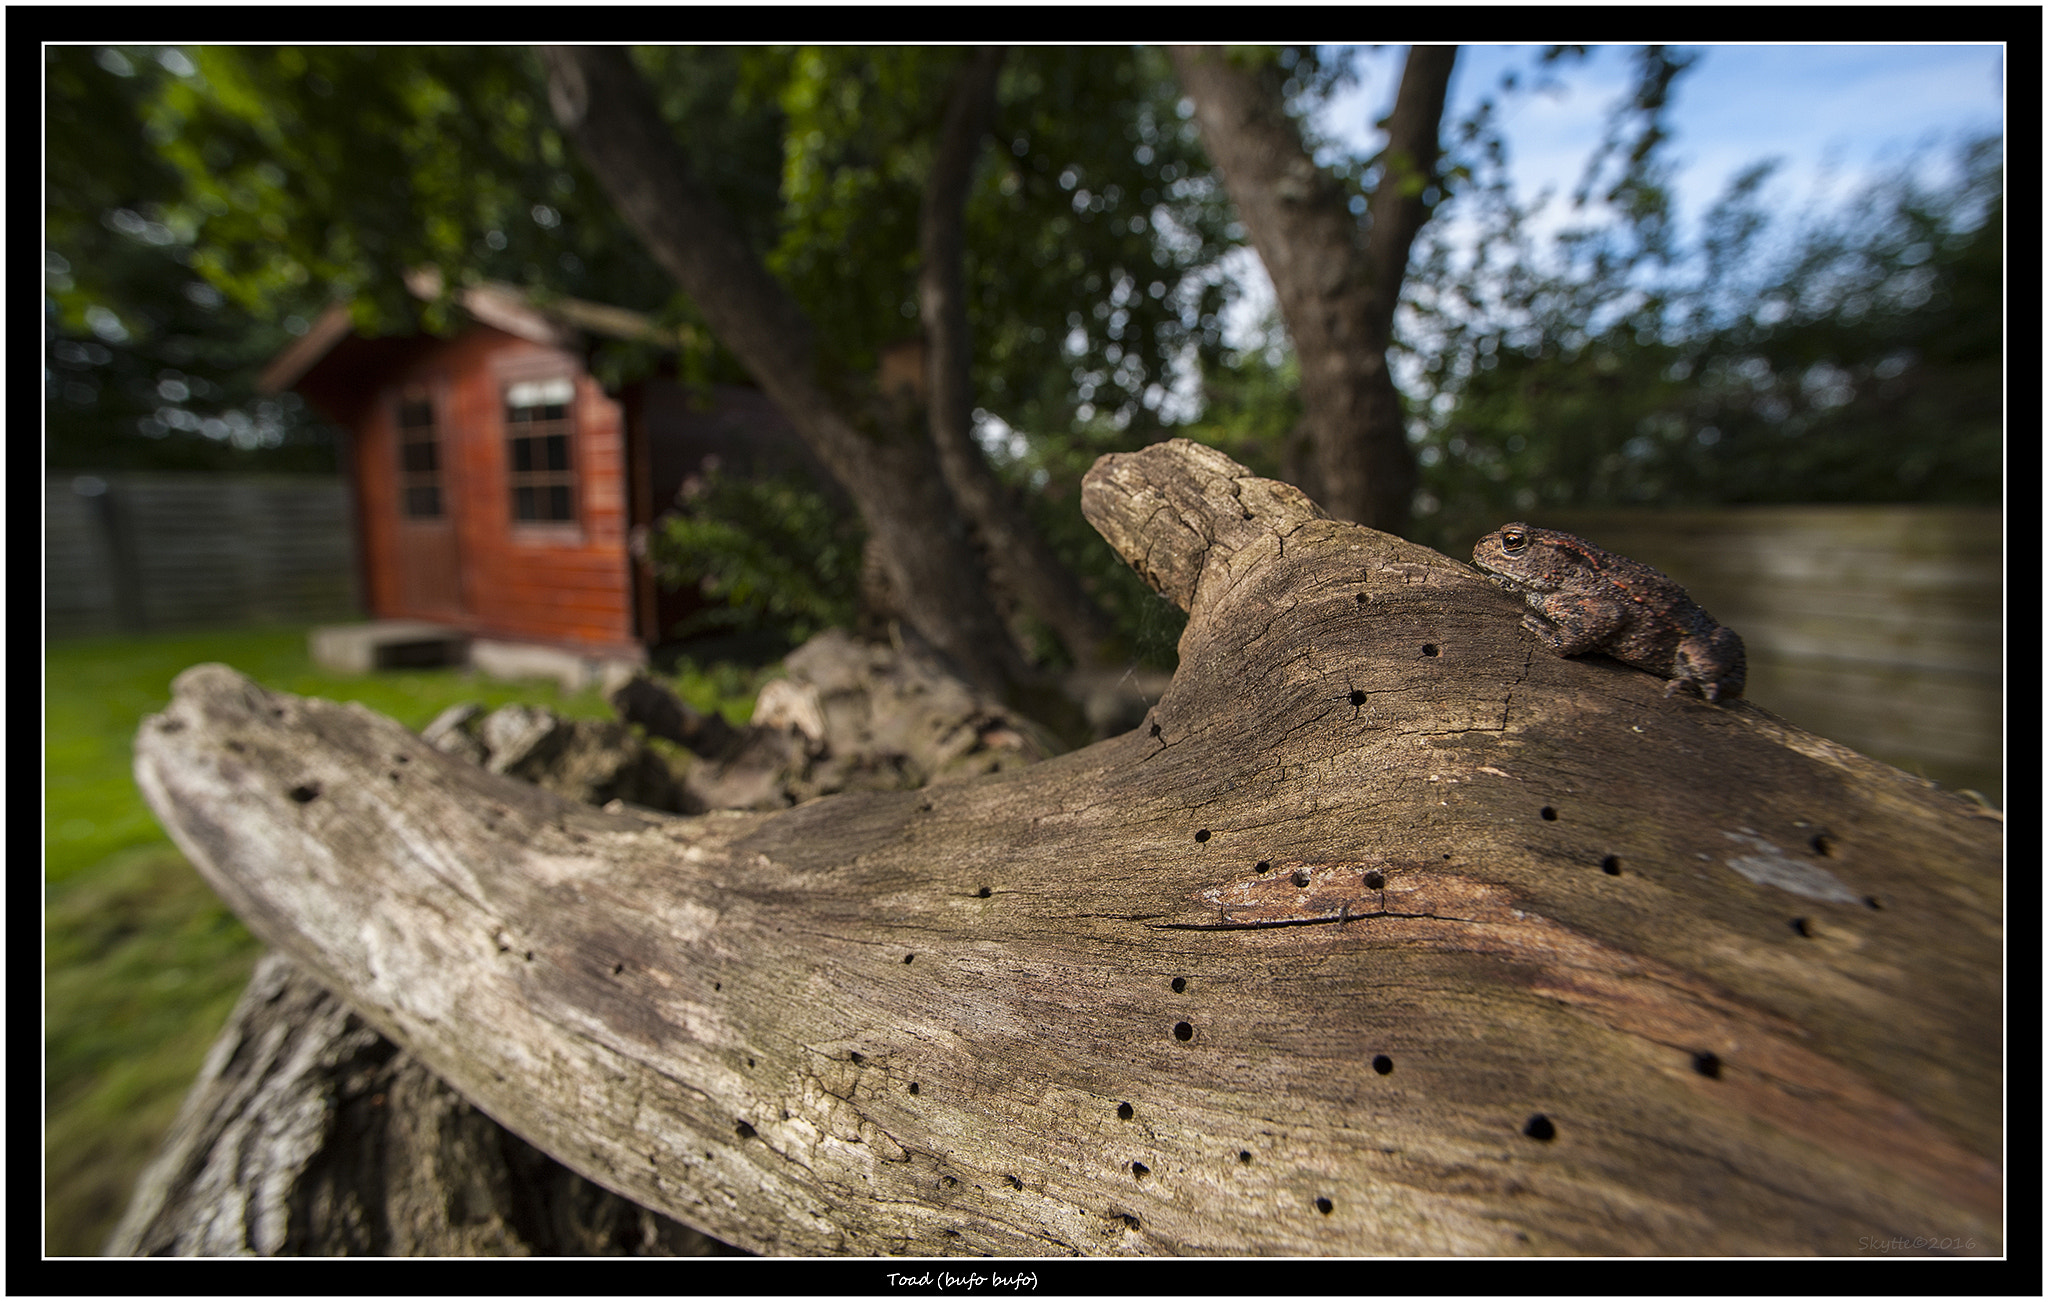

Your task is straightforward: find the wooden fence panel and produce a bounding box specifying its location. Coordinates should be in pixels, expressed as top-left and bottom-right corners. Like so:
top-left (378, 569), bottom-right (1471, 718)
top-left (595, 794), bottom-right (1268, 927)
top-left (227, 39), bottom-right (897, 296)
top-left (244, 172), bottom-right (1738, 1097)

top-left (44, 474), bottom-right (359, 638)
top-left (1537, 507), bottom-right (2003, 806)
top-left (45, 475), bottom-right (127, 635)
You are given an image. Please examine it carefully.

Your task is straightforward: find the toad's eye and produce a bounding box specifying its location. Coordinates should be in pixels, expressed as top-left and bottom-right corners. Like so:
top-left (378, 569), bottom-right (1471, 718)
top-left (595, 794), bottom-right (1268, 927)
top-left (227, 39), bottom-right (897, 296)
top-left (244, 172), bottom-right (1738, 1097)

top-left (1501, 528), bottom-right (1527, 551)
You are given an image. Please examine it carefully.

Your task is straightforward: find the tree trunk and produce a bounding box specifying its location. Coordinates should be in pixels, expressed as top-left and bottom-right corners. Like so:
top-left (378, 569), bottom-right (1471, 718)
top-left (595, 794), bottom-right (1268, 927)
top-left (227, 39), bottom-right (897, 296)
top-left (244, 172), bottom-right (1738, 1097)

top-left (103, 952), bottom-right (741, 1257)
top-left (133, 440), bottom-right (2002, 1255)
top-left (539, 45), bottom-right (1029, 701)
top-left (919, 46), bottom-right (1123, 672)
top-left (1170, 45), bottom-right (1458, 535)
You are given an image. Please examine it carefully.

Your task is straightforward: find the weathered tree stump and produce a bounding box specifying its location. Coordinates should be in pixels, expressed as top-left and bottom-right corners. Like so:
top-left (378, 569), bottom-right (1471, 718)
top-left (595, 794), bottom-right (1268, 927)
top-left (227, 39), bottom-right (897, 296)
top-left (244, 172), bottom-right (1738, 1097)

top-left (102, 951), bottom-right (738, 1257)
top-left (131, 439), bottom-right (2002, 1255)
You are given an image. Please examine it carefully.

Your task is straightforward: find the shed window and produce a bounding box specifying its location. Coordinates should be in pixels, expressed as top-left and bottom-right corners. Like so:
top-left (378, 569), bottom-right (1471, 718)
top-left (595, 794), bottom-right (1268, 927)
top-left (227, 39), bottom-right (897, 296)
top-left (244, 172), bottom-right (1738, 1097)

top-left (396, 391), bottom-right (443, 519)
top-left (505, 377), bottom-right (577, 523)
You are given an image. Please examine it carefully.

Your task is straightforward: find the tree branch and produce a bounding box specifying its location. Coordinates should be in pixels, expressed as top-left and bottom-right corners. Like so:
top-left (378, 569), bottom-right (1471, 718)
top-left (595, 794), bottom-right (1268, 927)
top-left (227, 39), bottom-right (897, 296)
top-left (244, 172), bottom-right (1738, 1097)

top-left (1169, 46), bottom-right (1458, 533)
top-left (539, 45), bottom-right (1030, 699)
top-left (1363, 46), bottom-right (1458, 335)
top-left (540, 46), bottom-right (815, 400)
top-left (919, 46), bottom-right (1122, 671)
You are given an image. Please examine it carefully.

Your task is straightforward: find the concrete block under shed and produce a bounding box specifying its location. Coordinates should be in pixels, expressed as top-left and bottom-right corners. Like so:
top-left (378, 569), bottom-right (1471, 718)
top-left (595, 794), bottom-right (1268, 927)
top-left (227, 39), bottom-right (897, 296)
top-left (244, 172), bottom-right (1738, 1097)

top-left (470, 638), bottom-right (643, 694)
top-left (310, 621), bottom-right (469, 674)
top-left (309, 621), bottom-right (640, 694)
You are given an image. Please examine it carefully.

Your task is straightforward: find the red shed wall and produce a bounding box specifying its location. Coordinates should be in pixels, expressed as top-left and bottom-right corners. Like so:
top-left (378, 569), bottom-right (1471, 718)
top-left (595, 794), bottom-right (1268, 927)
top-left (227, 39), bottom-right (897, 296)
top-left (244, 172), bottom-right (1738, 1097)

top-left (348, 326), bottom-right (638, 656)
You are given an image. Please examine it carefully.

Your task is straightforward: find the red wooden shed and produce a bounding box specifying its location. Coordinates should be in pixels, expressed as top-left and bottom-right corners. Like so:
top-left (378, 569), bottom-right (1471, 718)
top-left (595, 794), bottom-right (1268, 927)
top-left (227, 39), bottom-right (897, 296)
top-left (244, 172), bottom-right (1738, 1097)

top-left (261, 278), bottom-right (817, 669)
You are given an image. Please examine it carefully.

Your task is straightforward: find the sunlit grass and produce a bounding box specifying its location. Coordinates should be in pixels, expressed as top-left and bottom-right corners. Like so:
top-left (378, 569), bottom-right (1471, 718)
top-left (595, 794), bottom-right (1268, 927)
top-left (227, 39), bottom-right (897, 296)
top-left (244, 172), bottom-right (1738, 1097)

top-left (43, 623), bottom-right (761, 1256)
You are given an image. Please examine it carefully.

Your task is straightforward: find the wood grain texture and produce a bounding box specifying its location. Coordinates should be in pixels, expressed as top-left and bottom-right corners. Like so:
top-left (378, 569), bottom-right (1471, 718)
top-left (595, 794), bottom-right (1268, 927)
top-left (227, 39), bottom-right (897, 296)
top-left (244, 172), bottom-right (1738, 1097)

top-left (104, 952), bottom-right (733, 1257)
top-left (135, 439), bottom-right (2003, 1255)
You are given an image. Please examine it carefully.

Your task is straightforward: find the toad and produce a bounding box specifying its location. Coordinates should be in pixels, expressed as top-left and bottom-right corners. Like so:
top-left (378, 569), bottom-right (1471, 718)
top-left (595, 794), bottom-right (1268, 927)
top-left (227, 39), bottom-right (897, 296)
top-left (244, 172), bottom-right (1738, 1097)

top-left (1472, 523), bottom-right (1746, 702)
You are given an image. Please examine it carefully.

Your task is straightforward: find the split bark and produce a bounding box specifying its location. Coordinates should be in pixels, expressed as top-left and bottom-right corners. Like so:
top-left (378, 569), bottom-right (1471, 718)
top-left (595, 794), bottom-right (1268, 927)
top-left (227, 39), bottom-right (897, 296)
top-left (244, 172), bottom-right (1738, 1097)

top-left (1170, 45), bottom-right (1457, 534)
top-left (133, 439), bottom-right (2002, 1255)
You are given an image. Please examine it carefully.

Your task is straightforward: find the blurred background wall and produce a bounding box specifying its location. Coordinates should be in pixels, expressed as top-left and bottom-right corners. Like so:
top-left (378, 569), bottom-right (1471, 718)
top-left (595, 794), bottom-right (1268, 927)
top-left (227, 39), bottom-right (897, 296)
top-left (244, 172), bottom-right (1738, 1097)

top-left (1538, 506), bottom-right (2001, 807)
top-left (45, 473), bottom-right (358, 638)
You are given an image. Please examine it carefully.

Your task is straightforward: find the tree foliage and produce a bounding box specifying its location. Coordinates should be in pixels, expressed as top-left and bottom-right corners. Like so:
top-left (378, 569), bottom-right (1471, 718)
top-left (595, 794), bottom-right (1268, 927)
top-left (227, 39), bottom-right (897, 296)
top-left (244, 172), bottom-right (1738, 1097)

top-left (48, 46), bottom-right (1243, 649)
top-left (45, 44), bottom-right (2002, 651)
top-left (649, 462), bottom-right (865, 649)
top-left (1400, 105), bottom-right (2002, 550)
top-left (44, 46), bottom-right (333, 472)
top-left (66, 46), bottom-right (1241, 435)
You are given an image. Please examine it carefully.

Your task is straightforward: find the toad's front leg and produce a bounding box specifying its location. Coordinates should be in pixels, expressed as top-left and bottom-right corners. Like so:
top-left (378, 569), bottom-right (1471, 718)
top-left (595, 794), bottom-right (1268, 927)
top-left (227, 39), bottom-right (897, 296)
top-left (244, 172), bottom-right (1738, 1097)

top-left (1523, 593), bottom-right (1627, 658)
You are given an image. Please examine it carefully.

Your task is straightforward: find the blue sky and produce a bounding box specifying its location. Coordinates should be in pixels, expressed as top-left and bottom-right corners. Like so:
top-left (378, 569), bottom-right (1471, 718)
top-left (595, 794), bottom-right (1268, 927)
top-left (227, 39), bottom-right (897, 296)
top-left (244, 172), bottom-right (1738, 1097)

top-left (1322, 43), bottom-right (2004, 241)
top-left (1190, 44), bottom-right (2002, 408)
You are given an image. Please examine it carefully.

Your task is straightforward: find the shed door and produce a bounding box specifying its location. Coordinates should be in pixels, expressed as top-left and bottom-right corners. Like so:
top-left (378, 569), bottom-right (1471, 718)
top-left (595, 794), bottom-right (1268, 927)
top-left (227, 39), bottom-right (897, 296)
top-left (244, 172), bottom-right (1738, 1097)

top-left (392, 387), bottom-right (465, 618)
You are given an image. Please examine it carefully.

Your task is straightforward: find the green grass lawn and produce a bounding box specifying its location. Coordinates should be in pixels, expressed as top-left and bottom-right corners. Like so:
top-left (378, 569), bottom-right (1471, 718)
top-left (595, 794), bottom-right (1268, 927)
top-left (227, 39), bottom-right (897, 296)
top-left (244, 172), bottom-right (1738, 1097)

top-left (43, 624), bottom-right (761, 1256)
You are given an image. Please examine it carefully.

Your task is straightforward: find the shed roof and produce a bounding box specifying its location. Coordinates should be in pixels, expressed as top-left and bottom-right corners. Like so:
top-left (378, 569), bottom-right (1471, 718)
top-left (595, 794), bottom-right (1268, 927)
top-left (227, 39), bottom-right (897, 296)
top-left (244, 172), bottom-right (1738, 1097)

top-left (257, 270), bottom-right (696, 395)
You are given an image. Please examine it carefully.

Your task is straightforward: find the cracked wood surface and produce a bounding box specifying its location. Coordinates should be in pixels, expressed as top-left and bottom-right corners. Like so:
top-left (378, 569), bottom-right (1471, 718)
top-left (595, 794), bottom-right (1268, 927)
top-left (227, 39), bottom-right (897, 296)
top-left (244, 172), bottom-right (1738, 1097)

top-left (135, 439), bottom-right (2003, 1255)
